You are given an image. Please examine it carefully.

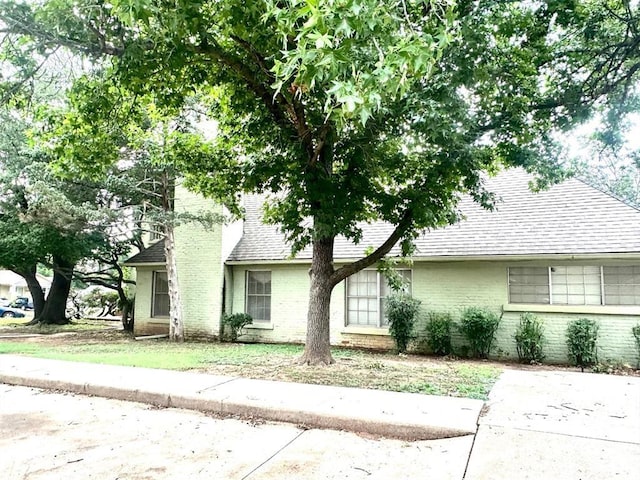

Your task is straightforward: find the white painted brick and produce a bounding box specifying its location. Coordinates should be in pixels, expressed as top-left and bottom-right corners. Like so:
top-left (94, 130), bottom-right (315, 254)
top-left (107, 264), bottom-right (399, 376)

top-left (174, 185), bottom-right (225, 339)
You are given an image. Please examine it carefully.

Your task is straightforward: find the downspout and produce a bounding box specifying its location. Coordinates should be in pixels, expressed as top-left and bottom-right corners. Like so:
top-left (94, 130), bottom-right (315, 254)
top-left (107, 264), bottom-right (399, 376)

top-left (220, 264), bottom-right (233, 340)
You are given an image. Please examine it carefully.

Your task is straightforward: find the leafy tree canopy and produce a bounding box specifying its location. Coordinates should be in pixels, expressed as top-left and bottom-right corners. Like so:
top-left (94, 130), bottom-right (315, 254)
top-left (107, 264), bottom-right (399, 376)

top-left (0, 110), bottom-right (99, 271)
top-left (564, 110), bottom-right (640, 207)
top-left (2, 1), bottom-right (636, 244)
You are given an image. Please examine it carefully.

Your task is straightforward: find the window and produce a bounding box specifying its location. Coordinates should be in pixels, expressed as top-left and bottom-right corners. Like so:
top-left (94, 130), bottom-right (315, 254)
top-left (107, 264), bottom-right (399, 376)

top-left (508, 266), bottom-right (640, 306)
top-left (152, 271), bottom-right (170, 317)
top-left (550, 266), bottom-right (601, 305)
top-left (508, 267), bottom-right (550, 304)
top-left (346, 270), bottom-right (411, 327)
top-left (150, 230), bottom-right (163, 241)
top-left (246, 271), bottom-right (271, 322)
top-left (603, 266), bottom-right (640, 305)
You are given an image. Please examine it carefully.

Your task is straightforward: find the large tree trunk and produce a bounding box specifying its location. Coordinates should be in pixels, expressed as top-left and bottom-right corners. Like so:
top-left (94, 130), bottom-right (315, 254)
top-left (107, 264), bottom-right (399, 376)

top-left (296, 210), bottom-right (415, 366)
top-left (112, 262), bottom-right (134, 332)
top-left (159, 168), bottom-right (183, 342)
top-left (298, 237), bottom-right (336, 365)
top-left (120, 297), bottom-right (134, 332)
top-left (36, 256), bottom-right (73, 325)
top-left (165, 225), bottom-right (184, 341)
top-left (13, 265), bottom-right (46, 319)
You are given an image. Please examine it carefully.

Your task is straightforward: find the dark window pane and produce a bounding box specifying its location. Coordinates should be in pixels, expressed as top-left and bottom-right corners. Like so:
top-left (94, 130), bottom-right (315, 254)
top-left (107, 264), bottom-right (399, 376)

top-left (604, 266), bottom-right (640, 305)
top-left (508, 267), bottom-right (549, 304)
top-left (153, 271), bottom-right (170, 317)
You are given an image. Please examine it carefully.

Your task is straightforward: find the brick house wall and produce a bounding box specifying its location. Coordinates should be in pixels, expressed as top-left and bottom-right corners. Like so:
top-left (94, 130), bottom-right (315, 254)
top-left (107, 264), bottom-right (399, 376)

top-left (228, 259), bottom-right (640, 364)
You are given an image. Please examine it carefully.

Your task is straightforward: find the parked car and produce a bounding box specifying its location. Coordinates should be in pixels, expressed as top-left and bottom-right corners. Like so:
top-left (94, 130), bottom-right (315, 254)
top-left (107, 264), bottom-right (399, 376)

top-left (10, 296), bottom-right (33, 310)
top-left (0, 306), bottom-right (26, 318)
top-left (0, 297), bottom-right (10, 307)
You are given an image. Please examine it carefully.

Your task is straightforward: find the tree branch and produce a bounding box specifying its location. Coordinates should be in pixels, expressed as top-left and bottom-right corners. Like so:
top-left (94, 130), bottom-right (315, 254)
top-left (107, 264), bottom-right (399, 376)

top-left (311, 122), bottom-right (332, 158)
top-left (329, 209), bottom-right (414, 287)
top-left (192, 40), bottom-right (291, 130)
top-left (75, 273), bottom-right (135, 288)
top-left (229, 34), bottom-right (274, 80)
top-left (0, 44), bottom-right (60, 105)
top-left (1, 13), bottom-right (124, 56)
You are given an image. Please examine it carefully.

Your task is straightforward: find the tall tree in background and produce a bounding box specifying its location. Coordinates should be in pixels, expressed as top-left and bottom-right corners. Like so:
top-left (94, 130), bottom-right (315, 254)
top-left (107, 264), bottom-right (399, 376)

top-left (567, 116), bottom-right (640, 207)
top-left (0, 112), bottom-right (46, 316)
top-left (0, 17), bottom-right (119, 325)
top-left (1, 106), bottom-right (154, 328)
top-left (571, 152), bottom-right (640, 207)
top-left (46, 78), bottom-right (222, 340)
top-left (0, 112), bottom-right (109, 324)
top-left (2, 1), bottom-right (640, 362)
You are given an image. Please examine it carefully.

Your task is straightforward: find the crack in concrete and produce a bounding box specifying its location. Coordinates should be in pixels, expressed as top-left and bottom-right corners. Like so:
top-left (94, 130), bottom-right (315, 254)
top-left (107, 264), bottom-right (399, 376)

top-left (240, 429), bottom-right (307, 479)
top-left (196, 377), bottom-right (239, 393)
top-left (492, 424), bottom-right (640, 446)
top-left (461, 425), bottom-right (480, 479)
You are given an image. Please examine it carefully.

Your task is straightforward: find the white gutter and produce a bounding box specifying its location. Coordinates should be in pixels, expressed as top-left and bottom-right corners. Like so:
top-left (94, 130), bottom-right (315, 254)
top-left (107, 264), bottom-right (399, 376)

top-left (225, 252), bottom-right (640, 265)
top-left (123, 262), bottom-right (166, 267)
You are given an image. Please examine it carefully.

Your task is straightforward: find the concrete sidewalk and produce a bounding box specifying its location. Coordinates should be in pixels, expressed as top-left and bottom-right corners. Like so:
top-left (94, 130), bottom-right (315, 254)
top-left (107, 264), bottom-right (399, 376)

top-left (465, 370), bottom-right (640, 480)
top-left (0, 354), bottom-right (483, 441)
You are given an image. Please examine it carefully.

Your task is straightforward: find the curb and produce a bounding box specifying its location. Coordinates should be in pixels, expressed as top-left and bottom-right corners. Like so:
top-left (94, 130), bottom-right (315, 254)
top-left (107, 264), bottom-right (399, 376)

top-left (0, 356), bottom-right (483, 441)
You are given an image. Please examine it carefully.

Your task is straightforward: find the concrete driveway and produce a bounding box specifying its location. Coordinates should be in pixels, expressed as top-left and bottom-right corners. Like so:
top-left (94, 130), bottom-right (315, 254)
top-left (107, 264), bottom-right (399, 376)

top-left (465, 369), bottom-right (640, 480)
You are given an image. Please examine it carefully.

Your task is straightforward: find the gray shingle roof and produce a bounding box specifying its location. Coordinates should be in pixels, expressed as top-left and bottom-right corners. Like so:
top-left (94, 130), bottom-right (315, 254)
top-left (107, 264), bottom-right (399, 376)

top-left (227, 168), bottom-right (640, 262)
top-left (124, 240), bottom-right (166, 265)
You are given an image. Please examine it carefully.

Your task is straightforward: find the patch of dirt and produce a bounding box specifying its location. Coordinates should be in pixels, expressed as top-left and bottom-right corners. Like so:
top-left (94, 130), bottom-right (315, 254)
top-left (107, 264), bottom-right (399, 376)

top-left (501, 359), bottom-right (640, 377)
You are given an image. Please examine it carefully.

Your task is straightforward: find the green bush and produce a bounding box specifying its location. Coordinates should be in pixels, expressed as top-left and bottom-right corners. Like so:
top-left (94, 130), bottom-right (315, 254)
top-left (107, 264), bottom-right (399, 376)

top-left (566, 318), bottom-right (599, 372)
top-left (514, 312), bottom-right (546, 364)
top-left (425, 311), bottom-right (453, 356)
top-left (632, 324), bottom-right (640, 368)
top-left (222, 313), bottom-right (253, 342)
top-left (386, 294), bottom-right (421, 354)
top-left (459, 307), bottom-right (501, 359)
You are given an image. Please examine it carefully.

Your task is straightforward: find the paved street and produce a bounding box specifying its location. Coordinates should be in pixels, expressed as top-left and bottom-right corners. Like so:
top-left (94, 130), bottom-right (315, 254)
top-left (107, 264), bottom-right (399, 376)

top-left (0, 384), bottom-right (472, 480)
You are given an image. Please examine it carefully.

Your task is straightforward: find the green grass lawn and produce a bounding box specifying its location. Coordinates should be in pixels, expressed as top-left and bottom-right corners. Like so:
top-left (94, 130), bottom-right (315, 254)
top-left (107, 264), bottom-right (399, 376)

top-left (0, 325), bottom-right (501, 400)
top-left (0, 339), bottom-right (305, 369)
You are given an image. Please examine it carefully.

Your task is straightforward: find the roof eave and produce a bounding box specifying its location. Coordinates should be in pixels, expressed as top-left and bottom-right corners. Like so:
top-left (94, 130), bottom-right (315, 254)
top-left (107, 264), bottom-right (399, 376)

top-left (225, 252), bottom-right (640, 265)
top-left (123, 261), bottom-right (166, 267)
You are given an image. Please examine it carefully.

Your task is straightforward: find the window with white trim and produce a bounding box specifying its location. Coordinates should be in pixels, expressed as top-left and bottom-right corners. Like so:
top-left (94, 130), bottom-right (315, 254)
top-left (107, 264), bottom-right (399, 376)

top-left (346, 270), bottom-right (411, 327)
top-left (152, 271), bottom-right (170, 317)
top-left (246, 271), bottom-right (271, 322)
top-left (508, 266), bottom-right (640, 306)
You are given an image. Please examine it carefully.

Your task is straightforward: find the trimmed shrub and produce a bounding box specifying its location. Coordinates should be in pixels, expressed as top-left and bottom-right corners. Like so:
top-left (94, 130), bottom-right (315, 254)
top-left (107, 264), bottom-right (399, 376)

top-left (222, 313), bottom-right (253, 342)
top-left (386, 294), bottom-right (421, 354)
top-left (632, 324), bottom-right (640, 368)
top-left (566, 318), bottom-right (599, 372)
top-left (459, 307), bottom-right (501, 358)
top-left (514, 312), bottom-right (546, 364)
top-left (425, 311), bottom-right (453, 356)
